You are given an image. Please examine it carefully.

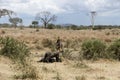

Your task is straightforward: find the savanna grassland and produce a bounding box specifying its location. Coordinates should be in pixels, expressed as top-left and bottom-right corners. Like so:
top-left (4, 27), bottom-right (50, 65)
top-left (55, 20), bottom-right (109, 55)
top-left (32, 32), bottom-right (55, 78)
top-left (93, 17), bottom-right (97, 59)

top-left (0, 28), bottom-right (120, 80)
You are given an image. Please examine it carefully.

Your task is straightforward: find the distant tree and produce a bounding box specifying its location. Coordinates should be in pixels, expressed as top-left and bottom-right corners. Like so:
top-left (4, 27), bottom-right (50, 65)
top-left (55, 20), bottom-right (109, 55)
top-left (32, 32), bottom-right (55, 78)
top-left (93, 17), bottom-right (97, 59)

top-left (71, 25), bottom-right (78, 30)
top-left (0, 23), bottom-right (11, 27)
top-left (32, 21), bottom-right (39, 28)
top-left (47, 23), bottom-right (55, 29)
top-left (0, 9), bottom-right (14, 18)
top-left (29, 25), bottom-right (33, 28)
top-left (35, 11), bottom-right (56, 28)
top-left (0, 9), bottom-right (15, 27)
top-left (56, 25), bottom-right (62, 29)
top-left (9, 17), bottom-right (22, 28)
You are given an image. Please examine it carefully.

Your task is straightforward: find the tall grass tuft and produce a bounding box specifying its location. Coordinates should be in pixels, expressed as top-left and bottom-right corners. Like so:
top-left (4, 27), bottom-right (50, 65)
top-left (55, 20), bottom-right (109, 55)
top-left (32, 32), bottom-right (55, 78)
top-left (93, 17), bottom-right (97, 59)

top-left (62, 49), bottom-right (73, 60)
top-left (53, 72), bottom-right (62, 80)
top-left (75, 75), bottom-right (86, 80)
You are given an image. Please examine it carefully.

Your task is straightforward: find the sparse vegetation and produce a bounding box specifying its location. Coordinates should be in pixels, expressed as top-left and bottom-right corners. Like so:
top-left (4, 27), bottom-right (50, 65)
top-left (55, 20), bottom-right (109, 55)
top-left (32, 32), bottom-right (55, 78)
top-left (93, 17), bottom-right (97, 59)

top-left (73, 62), bottom-right (89, 69)
top-left (62, 49), bottom-right (73, 60)
top-left (64, 39), bottom-right (72, 48)
top-left (53, 72), bottom-right (62, 80)
top-left (41, 38), bottom-right (56, 51)
top-left (42, 66), bottom-right (49, 72)
top-left (14, 65), bottom-right (39, 79)
top-left (41, 38), bottom-right (54, 48)
top-left (75, 75), bottom-right (86, 80)
top-left (0, 28), bottom-right (120, 80)
top-left (0, 2), bottom-right (120, 80)
top-left (97, 76), bottom-right (106, 80)
top-left (35, 44), bottom-right (43, 50)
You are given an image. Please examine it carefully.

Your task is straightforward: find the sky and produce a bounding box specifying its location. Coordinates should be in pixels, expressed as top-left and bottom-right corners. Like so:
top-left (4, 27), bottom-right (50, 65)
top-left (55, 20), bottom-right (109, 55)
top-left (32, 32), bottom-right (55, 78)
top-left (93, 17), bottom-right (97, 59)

top-left (0, 0), bottom-right (120, 26)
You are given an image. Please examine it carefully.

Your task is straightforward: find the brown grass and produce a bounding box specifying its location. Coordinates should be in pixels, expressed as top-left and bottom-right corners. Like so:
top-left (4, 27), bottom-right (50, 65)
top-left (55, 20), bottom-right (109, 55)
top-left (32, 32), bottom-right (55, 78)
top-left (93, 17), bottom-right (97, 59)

top-left (0, 28), bottom-right (120, 80)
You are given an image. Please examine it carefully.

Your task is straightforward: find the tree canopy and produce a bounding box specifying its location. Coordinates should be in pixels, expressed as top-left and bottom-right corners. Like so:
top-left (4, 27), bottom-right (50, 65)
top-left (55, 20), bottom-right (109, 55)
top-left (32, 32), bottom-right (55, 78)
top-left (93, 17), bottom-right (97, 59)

top-left (9, 17), bottom-right (22, 28)
top-left (0, 9), bottom-right (14, 18)
top-left (35, 11), bottom-right (56, 28)
top-left (32, 21), bottom-right (39, 28)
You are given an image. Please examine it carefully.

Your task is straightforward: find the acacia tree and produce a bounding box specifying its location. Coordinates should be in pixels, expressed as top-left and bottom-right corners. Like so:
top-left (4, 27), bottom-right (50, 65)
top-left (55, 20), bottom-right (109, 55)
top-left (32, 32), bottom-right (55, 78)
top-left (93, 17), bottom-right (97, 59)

top-left (0, 9), bottom-right (14, 18)
top-left (32, 21), bottom-right (39, 28)
top-left (9, 17), bottom-right (22, 28)
top-left (36, 11), bottom-right (56, 28)
top-left (0, 9), bottom-right (15, 28)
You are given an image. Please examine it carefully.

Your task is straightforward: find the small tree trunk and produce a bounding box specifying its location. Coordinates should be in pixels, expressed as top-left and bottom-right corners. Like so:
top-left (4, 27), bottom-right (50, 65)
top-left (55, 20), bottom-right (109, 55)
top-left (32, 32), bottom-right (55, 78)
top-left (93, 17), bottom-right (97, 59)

top-left (14, 24), bottom-right (17, 28)
top-left (44, 22), bottom-right (47, 29)
top-left (34, 24), bottom-right (35, 28)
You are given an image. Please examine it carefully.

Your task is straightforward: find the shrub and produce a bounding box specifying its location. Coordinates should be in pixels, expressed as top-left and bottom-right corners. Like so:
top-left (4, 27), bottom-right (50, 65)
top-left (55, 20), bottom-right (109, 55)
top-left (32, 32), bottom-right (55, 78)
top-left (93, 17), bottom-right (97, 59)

top-left (107, 39), bottom-right (120, 60)
top-left (0, 37), bottom-right (29, 63)
top-left (0, 37), bottom-right (39, 80)
top-left (70, 25), bottom-right (78, 30)
top-left (47, 24), bottom-right (55, 29)
top-left (81, 39), bottom-right (106, 60)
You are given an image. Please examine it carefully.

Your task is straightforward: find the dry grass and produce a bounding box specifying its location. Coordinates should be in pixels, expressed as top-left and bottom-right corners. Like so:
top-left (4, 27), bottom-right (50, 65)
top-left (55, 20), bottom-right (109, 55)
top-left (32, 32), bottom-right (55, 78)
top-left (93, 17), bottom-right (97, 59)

top-left (0, 28), bottom-right (119, 42)
top-left (0, 28), bottom-right (120, 80)
top-left (75, 75), bottom-right (86, 80)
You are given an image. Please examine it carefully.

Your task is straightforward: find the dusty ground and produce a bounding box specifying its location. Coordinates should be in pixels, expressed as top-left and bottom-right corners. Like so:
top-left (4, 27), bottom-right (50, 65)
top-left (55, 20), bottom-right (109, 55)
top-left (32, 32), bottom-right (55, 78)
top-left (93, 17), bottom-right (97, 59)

top-left (0, 56), bottom-right (14, 80)
top-left (0, 28), bottom-right (120, 80)
top-left (1, 53), bottom-right (120, 80)
top-left (32, 51), bottom-right (120, 80)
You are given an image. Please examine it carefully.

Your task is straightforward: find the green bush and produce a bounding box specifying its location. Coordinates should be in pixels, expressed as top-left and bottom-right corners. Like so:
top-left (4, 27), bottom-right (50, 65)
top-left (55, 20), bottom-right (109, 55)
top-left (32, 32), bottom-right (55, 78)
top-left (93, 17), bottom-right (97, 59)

top-left (0, 37), bottom-right (29, 61)
top-left (0, 37), bottom-right (29, 63)
top-left (107, 39), bottom-right (120, 60)
top-left (81, 39), bottom-right (106, 60)
top-left (47, 24), bottom-right (55, 29)
top-left (0, 37), bottom-right (39, 79)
